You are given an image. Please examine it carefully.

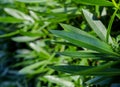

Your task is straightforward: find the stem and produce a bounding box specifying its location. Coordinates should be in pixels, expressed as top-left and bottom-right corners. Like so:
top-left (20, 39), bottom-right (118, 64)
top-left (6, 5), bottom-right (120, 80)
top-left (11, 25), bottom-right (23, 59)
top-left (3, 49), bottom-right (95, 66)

top-left (0, 30), bottom-right (20, 38)
top-left (95, 5), bottom-right (100, 18)
top-left (112, 0), bottom-right (119, 9)
top-left (106, 9), bottom-right (118, 43)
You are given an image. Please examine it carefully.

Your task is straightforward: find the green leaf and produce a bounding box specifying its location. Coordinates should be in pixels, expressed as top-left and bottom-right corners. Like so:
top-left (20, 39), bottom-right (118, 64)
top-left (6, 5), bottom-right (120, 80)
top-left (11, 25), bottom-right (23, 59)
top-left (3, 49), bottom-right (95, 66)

top-left (16, 0), bottom-right (46, 3)
top-left (73, 0), bottom-right (113, 6)
top-left (50, 61), bottom-right (120, 76)
top-left (44, 76), bottom-right (74, 87)
top-left (86, 76), bottom-right (112, 85)
top-left (0, 17), bottom-right (23, 23)
top-left (51, 7), bottom-right (77, 13)
top-left (12, 36), bottom-right (39, 42)
top-left (116, 35), bottom-right (120, 42)
top-left (54, 41), bottom-right (77, 47)
top-left (106, 8), bottom-right (118, 43)
top-left (82, 9), bottom-right (113, 44)
top-left (60, 24), bottom-right (95, 39)
top-left (19, 30), bottom-right (43, 37)
top-left (4, 8), bottom-right (34, 23)
top-left (0, 30), bottom-right (19, 38)
top-left (19, 61), bottom-right (46, 74)
top-left (50, 28), bottom-right (116, 55)
top-left (59, 51), bottom-right (119, 60)
top-left (116, 13), bottom-right (120, 19)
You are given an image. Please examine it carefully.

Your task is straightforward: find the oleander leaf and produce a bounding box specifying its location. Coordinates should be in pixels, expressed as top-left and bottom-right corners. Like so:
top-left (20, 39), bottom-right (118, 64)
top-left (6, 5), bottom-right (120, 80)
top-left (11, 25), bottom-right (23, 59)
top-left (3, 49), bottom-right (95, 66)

top-left (12, 36), bottom-right (39, 42)
top-left (73, 0), bottom-right (113, 6)
top-left (4, 8), bottom-right (34, 23)
top-left (44, 76), bottom-right (74, 87)
top-left (50, 61), bottom-right (120, 76)
top-left (50, 28), bottom-right (117, 55)
top-left (16, 0), bottom-right (46, 3)
top-left (0, 17), bottom-right (23, 23)
top-left (59, 51), bottom-right (119, 60)
top-left (82, 9), bottom-right (113, 44)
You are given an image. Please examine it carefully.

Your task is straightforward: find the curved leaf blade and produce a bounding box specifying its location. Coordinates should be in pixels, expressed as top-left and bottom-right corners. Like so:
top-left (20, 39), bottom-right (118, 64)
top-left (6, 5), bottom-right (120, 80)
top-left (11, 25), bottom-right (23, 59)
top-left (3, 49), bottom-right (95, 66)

top-left (73, 0), bottom-right (113, 6)
top-left (82, 9), bottom-right (113, 44)
top-left (50, 30), bottom-right (115, 55)
top-left (50, 61), bottom-right (120, 76)
top-left (0, 17), bottom-right (23, 23)
top-left (59, 51), bottom-right (119, 60)
top-left (16, 0), bottom-right (46, 3)
top-left (4, 8), bottom-right (34, 23)
top-left (44, 76), bottom-right (74, 87)
top-left (12, 36), bottom-right (39, 42)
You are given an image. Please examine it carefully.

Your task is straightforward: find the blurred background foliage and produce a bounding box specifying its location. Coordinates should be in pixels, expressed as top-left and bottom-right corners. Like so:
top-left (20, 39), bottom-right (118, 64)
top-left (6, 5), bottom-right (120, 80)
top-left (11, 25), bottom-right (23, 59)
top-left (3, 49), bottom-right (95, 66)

top-left (0, 0), bottom-right (120, 87)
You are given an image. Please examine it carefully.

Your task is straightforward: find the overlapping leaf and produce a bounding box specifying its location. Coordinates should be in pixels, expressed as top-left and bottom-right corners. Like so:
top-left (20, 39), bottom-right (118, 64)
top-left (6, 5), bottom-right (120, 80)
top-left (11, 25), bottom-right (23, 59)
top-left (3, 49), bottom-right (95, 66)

top-left (4, 8), bottom-right (34, 23)
top-left (73, 0), bottom-right (113, 6)
top-left (50, 61), bottom-right (120, 76)
top-left (16, 0), bottom-right (46, 3)
top-left (50, 24), bottom-right (118, 56)
top-left (0, 17), bottom-right (23, 23)
top-left (82, 9), bottom-right (113, 44)
top-left (59, 51), bottom-right (119, 60)
top-left (12, 36), bottom-right (39, 42)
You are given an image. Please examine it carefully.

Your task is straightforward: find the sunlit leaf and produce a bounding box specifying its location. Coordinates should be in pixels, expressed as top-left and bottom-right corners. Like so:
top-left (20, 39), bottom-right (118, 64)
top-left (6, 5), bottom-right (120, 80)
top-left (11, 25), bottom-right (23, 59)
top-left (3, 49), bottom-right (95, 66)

top-left (50, 29), bottom-right (116, 55)
top-left (0, 17), bottom-right (23, 23)
top-left (16, 0), bottom-right (46, 3)
top-left (19, 61), bottom-right (46, 74)
top-left (12, 36), bottom-right (39, 42)
top-left (82, 9), bottom-right (113, 44)
top-left (73, 0), bottom-right (113, 6)
top-left (4, 8), bottom-right (34, 23)
top-left (44, 75), bottom-right (74, 87)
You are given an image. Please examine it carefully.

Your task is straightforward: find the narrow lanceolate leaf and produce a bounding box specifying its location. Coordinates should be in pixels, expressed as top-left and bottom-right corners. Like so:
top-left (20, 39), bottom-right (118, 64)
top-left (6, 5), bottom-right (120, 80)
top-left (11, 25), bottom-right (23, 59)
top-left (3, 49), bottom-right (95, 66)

top-left (19, 61), bottom-right (46, 74)
top-left (82, 9), bottom-right (113, 44)
top-left (60, 24), bottom-right (96, 39)
top-left (0, 17), bottom-right (23, 23)
top-left (19, 30), bottom-right (43, 37)
top-left (73, 0), bottom-right (113, 6)
top-left (4, 8), bottom-right (34, 23)
top-left (12, 36), bottom-right (39, 42)
top-left (16, 0), bottom-right (46, 3)
top-left (50, 29), bottom-right (116, 55)
top-left (85, 76), bottom-right (111, 85)
top-left (0, 30), bottom-right (19, 38)
top-left (54, 41), bottom-right (77, 47)
top-left (44, 76), bottom-right (74, 87)
top-left (50, 61), bottom-right (120, 76)
top-left (59, 51), bottom-right (119, 60)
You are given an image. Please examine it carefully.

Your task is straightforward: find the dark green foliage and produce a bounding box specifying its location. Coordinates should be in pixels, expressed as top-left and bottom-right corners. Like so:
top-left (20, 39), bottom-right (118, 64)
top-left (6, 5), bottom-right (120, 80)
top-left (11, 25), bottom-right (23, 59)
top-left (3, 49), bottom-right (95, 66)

top-left (0, 0), bottom-right (120, 87)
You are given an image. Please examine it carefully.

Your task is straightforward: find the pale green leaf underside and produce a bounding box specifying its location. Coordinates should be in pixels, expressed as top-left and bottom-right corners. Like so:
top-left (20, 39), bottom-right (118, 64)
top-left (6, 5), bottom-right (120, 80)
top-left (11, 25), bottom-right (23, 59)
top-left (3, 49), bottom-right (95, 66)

top-left (44, 76), bottom-right (74, 87)
top-left (82, 9), bottom-right (113, 44)
top-left (12, 36), bottom-right (39, 42)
